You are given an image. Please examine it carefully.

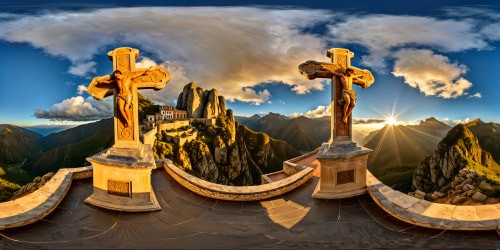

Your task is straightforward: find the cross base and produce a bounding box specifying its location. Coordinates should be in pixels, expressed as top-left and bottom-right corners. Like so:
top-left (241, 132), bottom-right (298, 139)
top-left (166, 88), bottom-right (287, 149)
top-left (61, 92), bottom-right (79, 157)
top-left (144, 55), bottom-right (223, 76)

top-left (312, 141), bottom-right (372, 199)
top-left (84, 145), bottom-right (161, 212)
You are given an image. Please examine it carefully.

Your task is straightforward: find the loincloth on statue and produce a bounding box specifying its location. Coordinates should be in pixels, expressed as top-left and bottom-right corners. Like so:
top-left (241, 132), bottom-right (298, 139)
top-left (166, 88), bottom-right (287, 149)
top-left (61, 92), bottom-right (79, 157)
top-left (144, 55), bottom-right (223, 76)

top-left (338, 89), bottom-right (357, 105)
top-left (117, 94), bottom-right (133, 107)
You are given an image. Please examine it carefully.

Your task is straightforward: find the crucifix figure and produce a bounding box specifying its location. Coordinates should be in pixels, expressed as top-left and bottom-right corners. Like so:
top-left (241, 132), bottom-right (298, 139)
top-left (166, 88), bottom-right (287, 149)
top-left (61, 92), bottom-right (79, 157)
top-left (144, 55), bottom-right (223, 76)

top-left (84, 47), bottom-right (169, 211)
top-left (298, 48), bottom-right (374, 199)
top-left (299, 48), bottom-right (374, 143)
top-left (88, 47), bottom-right (170, 152)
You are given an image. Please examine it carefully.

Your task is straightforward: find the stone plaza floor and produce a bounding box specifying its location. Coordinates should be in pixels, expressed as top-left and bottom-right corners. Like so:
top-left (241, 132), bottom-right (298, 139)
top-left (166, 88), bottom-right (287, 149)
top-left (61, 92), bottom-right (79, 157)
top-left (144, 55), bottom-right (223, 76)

top-left (1, 168), bottom-right (499, 249)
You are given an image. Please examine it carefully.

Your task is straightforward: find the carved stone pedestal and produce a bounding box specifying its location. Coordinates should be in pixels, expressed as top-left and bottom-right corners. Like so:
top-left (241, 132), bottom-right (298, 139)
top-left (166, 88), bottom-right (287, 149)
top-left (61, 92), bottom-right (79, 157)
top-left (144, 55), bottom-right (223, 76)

top-left (312, 140), bottom-right (372, 199)
top-left (84, 146), bottom-right (161, 212)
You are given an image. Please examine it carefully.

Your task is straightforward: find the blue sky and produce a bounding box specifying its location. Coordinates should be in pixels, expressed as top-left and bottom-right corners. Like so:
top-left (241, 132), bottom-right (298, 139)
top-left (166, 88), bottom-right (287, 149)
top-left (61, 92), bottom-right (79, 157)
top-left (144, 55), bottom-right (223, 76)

top-left (0, 1), bottom-right (499, 126)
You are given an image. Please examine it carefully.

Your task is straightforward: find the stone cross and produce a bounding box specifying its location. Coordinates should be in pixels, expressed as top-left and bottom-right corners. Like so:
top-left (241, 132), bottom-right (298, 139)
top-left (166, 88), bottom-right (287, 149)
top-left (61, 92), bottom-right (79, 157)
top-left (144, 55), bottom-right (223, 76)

top-left (298, 48), bottom-right (374, 144)
top-left (88, 47), bottom-right (170, 152)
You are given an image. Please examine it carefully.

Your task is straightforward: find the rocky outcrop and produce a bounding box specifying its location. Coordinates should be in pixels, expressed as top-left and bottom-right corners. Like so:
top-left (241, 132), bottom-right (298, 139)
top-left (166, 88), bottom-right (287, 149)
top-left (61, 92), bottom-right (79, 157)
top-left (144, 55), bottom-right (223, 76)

top-left (410, 168), bottom-right (498, 205)
top-left (166, 109), bottom-right (299, 186)
top-left (165, 83), bottom-right (301, 186)
top-left (203, 89), bottom-right (220, 118)
top-left (412, 123), bottom-right (500, 195)
top-left (413, 124), bottom-right (498, 192)
top-left (177, 82), bottom-right (226, 119)
top-left (177, 82), bottom-right (204, 118)
top-left (11, 172), bottom-right (54, 199)
top-left (218, 96), bottom-right (226, 116)
top-left (186, 140), bottom-right (219, 183)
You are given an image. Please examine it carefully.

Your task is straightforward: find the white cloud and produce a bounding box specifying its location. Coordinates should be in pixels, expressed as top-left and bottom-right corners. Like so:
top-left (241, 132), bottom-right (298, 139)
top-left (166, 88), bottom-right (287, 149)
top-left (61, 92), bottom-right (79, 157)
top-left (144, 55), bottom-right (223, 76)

top-left (231, 88), bottom-right (271, 106)
top-left (77, 85), bottom-right (87, 95)
top-left (34, 96), bottom-right (113, 121)
top-left (68, 61), bottom-right (96, 76)
top-left (135, 57), bottom-right (158, 68)
top-left (289, 105), bottom-right (330, 118)
top-left (440, 117), bottom-right (473, 126)
top-left (328, 15), bottom-right (487, 70)
top-left (468, 92), bottom-right (482, 98)
top-left (0, 7), bottom-right (330, 105)
top-left (392, 49), bottom-right (473, 98)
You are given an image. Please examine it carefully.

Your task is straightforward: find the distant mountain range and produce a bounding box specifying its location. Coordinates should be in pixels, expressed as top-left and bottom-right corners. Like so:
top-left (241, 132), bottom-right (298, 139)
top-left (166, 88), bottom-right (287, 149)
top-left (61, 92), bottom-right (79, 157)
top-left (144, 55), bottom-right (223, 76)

top-left (0, 119), bottom-right (114, 201)
top-left (365, 117), bottom-right (451, 171)
top-left (236, 113), bottom-right (380, 152)
top-left (24, 118), bottom-right (114, 176)
top-left (237, 113), bottom-right (330, 152)
top-left (23, 124), bottom-right (77, 136)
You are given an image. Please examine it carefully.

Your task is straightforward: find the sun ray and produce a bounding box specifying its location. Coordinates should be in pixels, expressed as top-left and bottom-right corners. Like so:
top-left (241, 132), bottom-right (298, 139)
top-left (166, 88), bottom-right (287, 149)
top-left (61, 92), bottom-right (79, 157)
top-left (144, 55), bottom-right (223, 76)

top-left (393, 125), bottom-right (426, 160)
top-left (404, 125), bottom-right (444, 141)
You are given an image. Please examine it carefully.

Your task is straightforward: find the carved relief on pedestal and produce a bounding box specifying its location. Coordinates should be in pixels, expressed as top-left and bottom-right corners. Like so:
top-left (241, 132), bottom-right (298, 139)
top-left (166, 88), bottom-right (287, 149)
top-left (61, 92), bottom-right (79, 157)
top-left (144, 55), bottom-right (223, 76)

top-left (336, 169), bottom-right (355, 185)
top-left (108, 180), bottom-right (131, 198)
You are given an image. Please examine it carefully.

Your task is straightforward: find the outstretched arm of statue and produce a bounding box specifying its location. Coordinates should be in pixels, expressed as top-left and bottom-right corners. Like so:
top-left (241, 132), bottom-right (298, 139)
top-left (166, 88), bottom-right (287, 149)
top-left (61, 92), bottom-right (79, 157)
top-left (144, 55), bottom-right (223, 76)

top-left (131, 68), bottom-right (151, 79)
top-left (352, 75), bottom-right (369, 88)
top-left (92, 75), bottom-right (112, 85)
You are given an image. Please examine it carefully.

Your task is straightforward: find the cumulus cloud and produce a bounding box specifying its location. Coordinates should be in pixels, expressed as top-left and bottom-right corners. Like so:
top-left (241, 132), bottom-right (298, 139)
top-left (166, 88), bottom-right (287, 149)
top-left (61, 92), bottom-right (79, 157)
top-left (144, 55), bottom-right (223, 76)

top-left (440, 117), bottom-right (473, 126)
top-left (289, 105), bottom-right (331, 118)
top-left (35, 96), bottom-right (113, 121)
top-left (0, 7), bottom-right (330, 105)
top-left (328, 15), bottom-right (487, 70)
top-left (234, 88), bottom-right (271, 106)
top-left (68, 61), bottom-right (96, 76)
top-left (392, 49), bottom-right (473, 98)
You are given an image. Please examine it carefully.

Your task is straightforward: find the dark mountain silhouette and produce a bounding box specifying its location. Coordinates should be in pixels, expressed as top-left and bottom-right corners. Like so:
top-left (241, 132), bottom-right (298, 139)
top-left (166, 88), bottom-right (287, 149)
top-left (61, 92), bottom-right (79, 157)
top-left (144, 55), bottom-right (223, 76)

top-left (23, 118), bottom-right (114, 176)
top-left (0, 124), bottom-right (43, 165)
top-left (237, 113), bottom-right (330, 152)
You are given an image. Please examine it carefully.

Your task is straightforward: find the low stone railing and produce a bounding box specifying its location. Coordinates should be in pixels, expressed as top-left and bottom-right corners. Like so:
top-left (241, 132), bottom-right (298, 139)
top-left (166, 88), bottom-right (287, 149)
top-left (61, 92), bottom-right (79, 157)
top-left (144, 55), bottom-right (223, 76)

top-left (0, 166), bottom-right (92, 230)
top-left (283, 150), bottom-right (318, 175)
top-left (159, 159), bottom-right (314, 201)
top-left (366, 171), bottom-right (500, 231)
top-left (142, 126), bottom-right (158, 146)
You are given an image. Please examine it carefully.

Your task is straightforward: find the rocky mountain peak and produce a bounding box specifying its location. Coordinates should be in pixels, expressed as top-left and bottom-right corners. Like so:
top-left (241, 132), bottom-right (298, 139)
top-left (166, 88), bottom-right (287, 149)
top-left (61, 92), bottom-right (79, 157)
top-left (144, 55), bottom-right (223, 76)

top-left (412, 123), bottom-right (499, 193)
top-left (419, 117), bottom-right (449, 128)
top-left (176, 82), bottom-right (226, 119)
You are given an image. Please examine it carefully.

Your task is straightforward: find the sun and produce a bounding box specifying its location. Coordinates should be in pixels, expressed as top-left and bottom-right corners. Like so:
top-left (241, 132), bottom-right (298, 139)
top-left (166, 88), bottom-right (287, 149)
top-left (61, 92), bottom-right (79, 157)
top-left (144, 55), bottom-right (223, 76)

top-left (385, 117), bottom-right (397, 126)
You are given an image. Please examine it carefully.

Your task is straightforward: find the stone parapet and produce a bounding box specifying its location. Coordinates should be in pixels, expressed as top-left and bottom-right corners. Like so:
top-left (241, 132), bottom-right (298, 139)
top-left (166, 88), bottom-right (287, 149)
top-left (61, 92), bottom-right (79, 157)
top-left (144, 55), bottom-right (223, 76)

top-left (159, 159), bottom-right (314, 201)
top-left (142, 127), bottom-right (157, 146)
top-left (283, 150), bottom-right (318, 175)
top-left (0, 166), bottom-right (93, 230)
top-left (366, 170), bottom-right (500, 231)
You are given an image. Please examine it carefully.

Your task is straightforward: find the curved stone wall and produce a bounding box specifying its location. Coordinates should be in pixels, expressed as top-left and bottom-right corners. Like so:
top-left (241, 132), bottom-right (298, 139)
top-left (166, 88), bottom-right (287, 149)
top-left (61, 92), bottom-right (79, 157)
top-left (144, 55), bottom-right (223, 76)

top-left (283, 150), bottom-right (318, 175)
top-left (159, 159), bottom-right (314, 201)
top-left (0, 166), bottom-right (92, 230)
top-left (366, 171), bottom-right (500, 231)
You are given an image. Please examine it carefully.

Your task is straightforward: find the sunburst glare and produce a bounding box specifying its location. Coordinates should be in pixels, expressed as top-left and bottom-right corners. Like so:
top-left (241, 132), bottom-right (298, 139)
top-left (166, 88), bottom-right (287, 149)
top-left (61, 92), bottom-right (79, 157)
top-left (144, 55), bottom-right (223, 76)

top-left (385, 116), bottom-right (397, 126)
